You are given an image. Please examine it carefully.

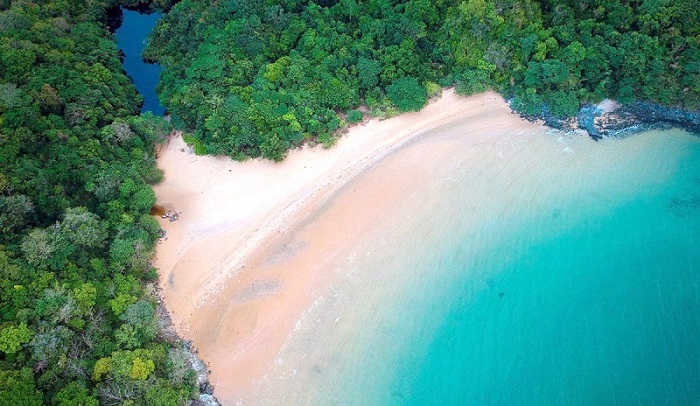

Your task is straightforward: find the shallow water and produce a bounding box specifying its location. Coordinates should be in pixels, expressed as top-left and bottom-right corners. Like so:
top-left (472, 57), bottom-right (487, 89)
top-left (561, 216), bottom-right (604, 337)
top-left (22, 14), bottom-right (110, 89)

top-left (251, 128), bottom-right (700, 405)
top-left (115, 8), bottom-right (165, 115)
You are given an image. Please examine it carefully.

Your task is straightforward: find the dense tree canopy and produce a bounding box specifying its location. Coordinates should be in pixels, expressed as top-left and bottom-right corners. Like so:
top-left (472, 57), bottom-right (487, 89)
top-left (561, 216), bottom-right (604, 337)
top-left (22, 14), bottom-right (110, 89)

top-left (0, 0), bottom-right (197, 404)
top-left (146, 0), bottom-right (699, 161)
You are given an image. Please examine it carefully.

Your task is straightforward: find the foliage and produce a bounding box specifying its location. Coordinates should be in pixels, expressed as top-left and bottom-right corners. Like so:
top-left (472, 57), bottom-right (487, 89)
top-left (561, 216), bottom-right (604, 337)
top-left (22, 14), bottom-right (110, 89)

top-left (455, 69), bottom-right (491, 96)
top-left (0, 322), bottom-right (32, 355)
top-left (53, 382), bottom-right (99, 406)
top-left (346, 110), bottom-right (364, 124)
top-left (426, 81), bottom-right (443, 99)
top-left (145, 0), bottom-right (448, 159)
top-left (0, 368), bottom-right (43, 406)
top-left (0, 0), bottom-right (196, 404)
top-left (146, 0), bottom-right (699, 160)
top-left (386, 77), bottom-right (428, 112)
top-left (183, 135), bottom-right (207, 155)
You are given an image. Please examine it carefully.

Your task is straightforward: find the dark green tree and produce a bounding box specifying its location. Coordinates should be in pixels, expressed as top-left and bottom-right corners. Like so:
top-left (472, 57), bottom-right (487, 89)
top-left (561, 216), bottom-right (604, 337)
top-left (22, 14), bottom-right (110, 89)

top-left (386, 76), bottom-right (427, 112)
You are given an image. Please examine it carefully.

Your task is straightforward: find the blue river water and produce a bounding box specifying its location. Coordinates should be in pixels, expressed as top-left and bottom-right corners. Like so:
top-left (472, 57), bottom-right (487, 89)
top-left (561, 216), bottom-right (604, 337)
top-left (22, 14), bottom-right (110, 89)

top-left (115, 8), bottom-right (165, 115)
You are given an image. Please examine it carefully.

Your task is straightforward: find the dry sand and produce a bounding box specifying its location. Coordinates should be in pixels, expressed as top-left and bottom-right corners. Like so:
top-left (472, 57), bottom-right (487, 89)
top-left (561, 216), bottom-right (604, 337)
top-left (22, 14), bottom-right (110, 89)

top-left (152, 90), bottom-right (548, 403)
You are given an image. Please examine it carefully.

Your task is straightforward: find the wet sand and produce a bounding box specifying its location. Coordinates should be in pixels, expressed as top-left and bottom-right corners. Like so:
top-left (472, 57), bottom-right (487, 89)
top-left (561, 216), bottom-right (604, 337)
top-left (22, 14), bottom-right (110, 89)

top-left (152, 90), bottom-right (548, 403)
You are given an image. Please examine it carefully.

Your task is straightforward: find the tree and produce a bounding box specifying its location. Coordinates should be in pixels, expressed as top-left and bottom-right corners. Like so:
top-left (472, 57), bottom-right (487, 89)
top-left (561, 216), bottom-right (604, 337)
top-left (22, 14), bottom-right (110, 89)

top-left (346, 109), bottom-right (363, 123)
top-left (130, 356), bottom-right (155, 380)
top-left (92, 357), bottom-right (112, 381)
top-left (117, 300), bottom-right (158, 349)
top-left (386, 76), bottom-right (427, 112)
top-left (36, 84), bottom-right (64, 115)
top-left (144, 381), bottom-right (188, 406)
top-left (102, 120), bottom-right (135, 144)
top-left (524, 59), bottom-right (571, 90)
top-left (455, 69), bottom-right (491, 95)
top-left (29, 325), bottom-right (75, 365)
top-left (0, 194), bottom-right (34, 237)
top-left (0, 368), bottom-right (43, 406)
top-left (73, 283), bottom-right (97, 314)
top-left (0, 322), bottom-right (32, 355)
top-left (58, 207), bottom-right (107, 249)
top-left (357, 57), bottom-right (381, 90)
top-left (21, 228), bottom-right (62, 269)
top-left (53, 382), bottom-right (99, 406)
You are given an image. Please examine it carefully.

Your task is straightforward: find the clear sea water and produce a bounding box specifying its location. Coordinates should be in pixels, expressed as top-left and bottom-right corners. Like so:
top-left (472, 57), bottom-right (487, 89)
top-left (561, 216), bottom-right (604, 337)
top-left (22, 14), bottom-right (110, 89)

top-left (115, 8), bottom-right (165, 115)
top-left (256, 128), bottom-right (700, 405)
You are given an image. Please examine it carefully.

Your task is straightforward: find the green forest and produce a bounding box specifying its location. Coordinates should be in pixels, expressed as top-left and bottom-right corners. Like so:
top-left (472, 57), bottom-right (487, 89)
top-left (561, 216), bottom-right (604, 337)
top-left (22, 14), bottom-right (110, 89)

top-left (146, 0), bottom-right (700, 161)
top-left (1, 0), bottom-right (699, 404)
top-left (0, 0), bottom-right (197, 404)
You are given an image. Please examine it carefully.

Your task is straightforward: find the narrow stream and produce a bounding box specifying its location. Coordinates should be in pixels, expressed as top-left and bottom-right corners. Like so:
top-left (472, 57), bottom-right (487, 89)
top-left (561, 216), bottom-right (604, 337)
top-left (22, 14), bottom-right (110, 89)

top-left (114, 7), bottom-right (165, 115)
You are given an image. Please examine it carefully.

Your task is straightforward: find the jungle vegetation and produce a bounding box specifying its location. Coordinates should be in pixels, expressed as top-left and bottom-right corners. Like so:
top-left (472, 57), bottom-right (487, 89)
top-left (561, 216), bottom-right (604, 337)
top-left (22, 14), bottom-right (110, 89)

top-left (0, 0), bottom-right (197, 404)
top-left (145, 0), bottom-right (700, 161)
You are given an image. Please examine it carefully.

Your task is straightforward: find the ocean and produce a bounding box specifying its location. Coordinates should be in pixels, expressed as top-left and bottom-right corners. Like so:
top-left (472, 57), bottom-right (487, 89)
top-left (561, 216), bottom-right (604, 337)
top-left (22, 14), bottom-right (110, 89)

top-left (250, 127), bottom-right (699, 405)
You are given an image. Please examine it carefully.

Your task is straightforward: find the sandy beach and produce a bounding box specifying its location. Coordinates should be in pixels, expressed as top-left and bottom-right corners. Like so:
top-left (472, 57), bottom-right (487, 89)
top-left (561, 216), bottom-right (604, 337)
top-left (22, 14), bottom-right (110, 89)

top-left (152, 90), bottom-right (549, 403)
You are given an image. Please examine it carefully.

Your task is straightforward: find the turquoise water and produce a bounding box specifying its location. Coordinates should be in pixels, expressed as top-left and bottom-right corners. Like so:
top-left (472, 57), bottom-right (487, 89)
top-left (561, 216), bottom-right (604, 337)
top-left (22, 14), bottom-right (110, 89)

top-left (115, 9), bottom-right (165, 115)
top-left (255, 129), bottom-right (700, 405)
top-left (395, 131), bottom-right (700, 405)
top-left (404, 183), bottom-right (699, 404)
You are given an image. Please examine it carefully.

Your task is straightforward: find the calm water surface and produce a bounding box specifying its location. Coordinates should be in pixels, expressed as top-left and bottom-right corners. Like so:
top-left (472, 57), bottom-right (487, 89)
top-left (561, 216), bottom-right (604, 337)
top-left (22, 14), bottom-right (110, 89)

top-left (115, 8), bottom-right (165, 115)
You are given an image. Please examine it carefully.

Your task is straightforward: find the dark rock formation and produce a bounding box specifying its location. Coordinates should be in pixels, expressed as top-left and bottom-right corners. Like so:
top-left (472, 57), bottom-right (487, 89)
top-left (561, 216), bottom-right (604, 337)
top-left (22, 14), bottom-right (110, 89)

top-left (200, 381), bottom-right (215, 395)
top-left (578, 101), bottom-right (700, 140)
top-left (151, 283), bottom-right (220, 406)
top-left (518, 100), bottom-right (700, 139)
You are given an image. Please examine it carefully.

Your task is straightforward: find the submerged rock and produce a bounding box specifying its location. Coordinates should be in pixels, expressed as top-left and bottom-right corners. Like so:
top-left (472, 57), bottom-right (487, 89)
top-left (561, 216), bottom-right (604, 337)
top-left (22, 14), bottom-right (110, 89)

top-left (669, 196), bottom-right (700, 217)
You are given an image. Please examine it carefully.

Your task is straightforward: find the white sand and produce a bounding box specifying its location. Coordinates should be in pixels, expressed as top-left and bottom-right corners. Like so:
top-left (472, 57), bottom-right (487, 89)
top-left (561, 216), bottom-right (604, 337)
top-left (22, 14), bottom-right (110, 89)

top-left (152, 90), bottom-right (546, 403)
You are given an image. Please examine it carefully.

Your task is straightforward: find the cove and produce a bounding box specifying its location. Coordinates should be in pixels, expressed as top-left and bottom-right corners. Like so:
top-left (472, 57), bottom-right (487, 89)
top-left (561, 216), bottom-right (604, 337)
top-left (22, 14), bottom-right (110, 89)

top-left (114, 8), bottom-right (165, 115)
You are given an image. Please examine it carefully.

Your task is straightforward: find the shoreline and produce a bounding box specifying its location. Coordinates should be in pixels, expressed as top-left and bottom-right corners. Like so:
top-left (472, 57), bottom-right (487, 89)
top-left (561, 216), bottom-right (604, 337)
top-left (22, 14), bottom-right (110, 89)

top-left (529, 98), bottom-right (700, 140)
top-left (152, 90), bottom-right (551, 403)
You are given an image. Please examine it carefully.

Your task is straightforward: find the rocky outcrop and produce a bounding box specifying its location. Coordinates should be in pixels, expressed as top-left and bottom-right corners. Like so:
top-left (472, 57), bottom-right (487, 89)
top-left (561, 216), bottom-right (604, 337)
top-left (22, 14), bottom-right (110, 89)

top-left (577, 101), bottom-right (700, 139)
top-left (151, 284), bottom-right (220, 406)
top-left (519, 100), bottom-right (700, 139)
top-left (183, 341), bottom-right (220, 406)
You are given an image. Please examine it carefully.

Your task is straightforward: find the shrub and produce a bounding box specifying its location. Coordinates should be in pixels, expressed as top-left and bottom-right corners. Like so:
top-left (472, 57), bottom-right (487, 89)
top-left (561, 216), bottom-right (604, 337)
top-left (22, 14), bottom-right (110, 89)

top-left (386, 77), bottom-right (427, 112)
top-left (455, 69), bottom-right (491, 95)
top-left (347, 110), bottom-right (364, 123)
top-left (182, 135), bottom-right (207, 155)
top-left (426, 81), bottom-right (442, 98)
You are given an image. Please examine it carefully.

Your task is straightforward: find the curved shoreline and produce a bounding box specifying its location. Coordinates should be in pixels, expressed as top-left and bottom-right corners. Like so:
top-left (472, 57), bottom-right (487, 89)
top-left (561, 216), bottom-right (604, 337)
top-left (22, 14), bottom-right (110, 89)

top-left (152, 90), bottom-right (548, 403)
top-left (153, 89), bottom-right (501, 318)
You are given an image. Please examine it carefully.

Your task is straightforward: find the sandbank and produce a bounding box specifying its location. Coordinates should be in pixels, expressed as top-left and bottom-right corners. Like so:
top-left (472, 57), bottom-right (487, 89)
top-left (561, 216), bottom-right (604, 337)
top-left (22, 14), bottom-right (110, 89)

top-left (152, 90), bottom-right (548, 403)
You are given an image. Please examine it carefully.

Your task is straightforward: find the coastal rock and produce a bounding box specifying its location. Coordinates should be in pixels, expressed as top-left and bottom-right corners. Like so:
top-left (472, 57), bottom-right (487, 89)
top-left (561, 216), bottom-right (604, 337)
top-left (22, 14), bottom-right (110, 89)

top-left (190, 394), bottom-right (219, 406)
top-left (200, 381), bottom-right (215, 395)
top-left (578, 100), bottom-right (700, 139)
top-left (189, 351), bottom-right (209, 386)
top-left (576, 101), bottom-right (644, 139)
top-left (183, 345), bottom-right (220, 405)
top-left (541, 107), bottom-right (579, 133)
top-left (519, 99), bottom-right (700, 139)
top-left (577, 104), bottom-right (602, 139)
top-left (153, 287), bottom-right (220, 405)
top-left (622, 102), bottom-right (700, 133)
